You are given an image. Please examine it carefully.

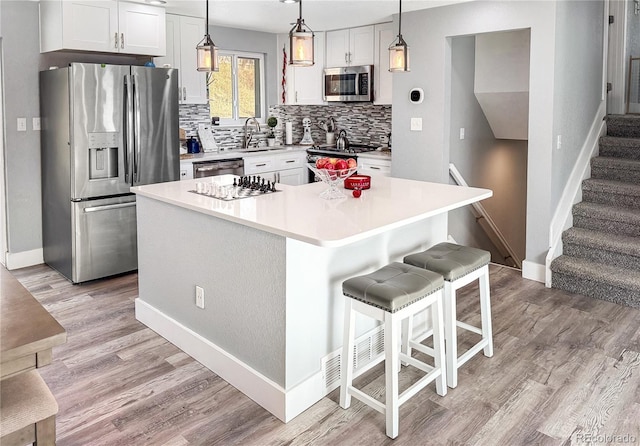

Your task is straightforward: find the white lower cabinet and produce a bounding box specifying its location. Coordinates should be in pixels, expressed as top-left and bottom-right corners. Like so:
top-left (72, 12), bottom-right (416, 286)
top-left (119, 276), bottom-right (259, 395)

top-left (358, 157), bottom-right (391, 176)
top-left (244, 152), bottom-right (308, 186)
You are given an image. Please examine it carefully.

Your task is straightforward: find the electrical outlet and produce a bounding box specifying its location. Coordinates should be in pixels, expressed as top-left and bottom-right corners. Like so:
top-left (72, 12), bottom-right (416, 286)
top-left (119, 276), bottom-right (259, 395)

top-left (410, 118), bottom-right (422, 131)
top-left (32, 117), bottom-right (41, 131)
top-left (17, 118), bottom-right (27, 132)
top-left (195, 286), bottom-right (205, 309)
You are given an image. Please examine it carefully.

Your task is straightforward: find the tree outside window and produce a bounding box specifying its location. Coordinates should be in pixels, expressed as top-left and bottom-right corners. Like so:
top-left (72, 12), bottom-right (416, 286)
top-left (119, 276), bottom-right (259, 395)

top-left (209, 51), bottom-right (264, 125)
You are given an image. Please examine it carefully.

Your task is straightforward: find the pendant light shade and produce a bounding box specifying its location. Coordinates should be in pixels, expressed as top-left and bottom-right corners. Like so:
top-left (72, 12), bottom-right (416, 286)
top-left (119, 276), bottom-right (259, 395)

top-left (196, 0), bottom-right (218, 72)
top-left (289, 0), bottom-right (314, 66)
top-left (389, 0), bottom-right (410, 72)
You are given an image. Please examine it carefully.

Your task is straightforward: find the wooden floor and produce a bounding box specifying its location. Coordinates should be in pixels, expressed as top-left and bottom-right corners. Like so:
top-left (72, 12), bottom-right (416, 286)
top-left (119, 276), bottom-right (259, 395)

top-left (7, 264), bottom-right (640, 446)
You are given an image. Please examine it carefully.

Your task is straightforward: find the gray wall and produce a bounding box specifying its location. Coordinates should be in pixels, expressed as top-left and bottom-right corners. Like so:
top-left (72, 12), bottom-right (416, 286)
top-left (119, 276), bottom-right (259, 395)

top-left (392, 1), bottom-right (605, 267)
top-left (448, 35), bottom-right (527, 265)
top-left (551, 0), bottom-right (605, 211)
top-left (210, 25), bottom-right (278, 107)
top-left (0, 1), bottom-right (277, 260)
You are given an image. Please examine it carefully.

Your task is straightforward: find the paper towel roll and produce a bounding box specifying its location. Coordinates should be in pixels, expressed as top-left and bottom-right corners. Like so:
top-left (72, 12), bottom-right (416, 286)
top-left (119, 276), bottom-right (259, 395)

top-left (285, 122), bottom-right (293, 145)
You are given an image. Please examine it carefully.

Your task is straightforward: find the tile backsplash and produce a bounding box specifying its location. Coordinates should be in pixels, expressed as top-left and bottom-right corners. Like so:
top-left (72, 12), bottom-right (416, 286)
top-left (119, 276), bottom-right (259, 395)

top-left (179, 103), bottom-right (391, 149)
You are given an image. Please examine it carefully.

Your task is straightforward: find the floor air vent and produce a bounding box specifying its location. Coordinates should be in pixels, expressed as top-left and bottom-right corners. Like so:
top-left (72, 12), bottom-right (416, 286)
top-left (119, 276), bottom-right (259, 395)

top-left (321, 326), bottom-right (385, 393)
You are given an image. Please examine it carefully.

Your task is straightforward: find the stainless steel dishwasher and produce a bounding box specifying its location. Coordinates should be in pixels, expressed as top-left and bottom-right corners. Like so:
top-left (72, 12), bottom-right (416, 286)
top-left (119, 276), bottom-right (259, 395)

top-left (193, 158), bottom-right (244, 178)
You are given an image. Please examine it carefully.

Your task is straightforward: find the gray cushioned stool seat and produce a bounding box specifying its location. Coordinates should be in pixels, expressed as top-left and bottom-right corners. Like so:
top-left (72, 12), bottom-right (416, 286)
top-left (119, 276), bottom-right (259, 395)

top-left (342, 262), bottom-right (444, 313)
top-left (403, 242), bottom-right (490, 281)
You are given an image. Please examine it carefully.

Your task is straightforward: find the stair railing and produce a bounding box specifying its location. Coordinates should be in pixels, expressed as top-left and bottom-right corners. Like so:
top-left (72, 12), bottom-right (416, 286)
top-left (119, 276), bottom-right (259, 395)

top-left (449, 163), bottom-right (522, 269)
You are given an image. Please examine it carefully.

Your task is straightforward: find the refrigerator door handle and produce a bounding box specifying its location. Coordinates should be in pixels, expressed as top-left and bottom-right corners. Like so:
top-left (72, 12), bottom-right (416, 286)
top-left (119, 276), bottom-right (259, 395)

top-left (84, 202), bottom-right (136, 213)
top-left (123, 74), bottom-right (133, 183)
top-left (132, 74), bottom-right (142, 183)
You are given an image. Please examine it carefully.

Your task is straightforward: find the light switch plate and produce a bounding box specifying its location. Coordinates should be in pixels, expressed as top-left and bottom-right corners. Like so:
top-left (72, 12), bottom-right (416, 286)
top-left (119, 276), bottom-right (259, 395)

top-left (17, 118), bottom-right (27, 132)
top-left (410, 118), bottom-right (422, 131)
top-left (32, 117), bottom-right (41, 131)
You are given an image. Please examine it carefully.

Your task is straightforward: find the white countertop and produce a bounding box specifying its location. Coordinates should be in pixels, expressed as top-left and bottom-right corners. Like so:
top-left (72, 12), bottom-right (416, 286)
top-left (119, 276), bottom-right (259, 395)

top-left (357, 150), bottom-right (392, 161)
top-left (179, 146), bottom-right (309, 164)
top-left (132, 175), bottom-right (492, 247)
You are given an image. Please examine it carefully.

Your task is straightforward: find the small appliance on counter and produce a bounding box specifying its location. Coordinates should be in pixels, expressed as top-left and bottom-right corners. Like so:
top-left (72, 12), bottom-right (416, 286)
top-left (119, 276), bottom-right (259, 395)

top-left (299, 117), bottom-right (314, 145)
top-left (187, 137), bottom-right (200, 154)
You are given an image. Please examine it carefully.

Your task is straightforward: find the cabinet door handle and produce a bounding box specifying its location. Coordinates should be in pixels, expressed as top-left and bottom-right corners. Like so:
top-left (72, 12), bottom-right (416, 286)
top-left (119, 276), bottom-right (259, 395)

top-left (295, 91), bottom-right (298, 103)
top-left (256, 163), bottom-right (267, 167)
top-left (370, 166), bottom-right (381, 170)
top-left (115, 32), bottom-right (118, 49)
top-left (121, 33), bottom-right (125, 49)
top-left (345, 53), bottom-right (348, 63)
top-left (277, 172), bottom-right (280, 182)
top-left (285, 160), bottom-right (295, 163)
top-left (183, 87), bottom-right (187, 101)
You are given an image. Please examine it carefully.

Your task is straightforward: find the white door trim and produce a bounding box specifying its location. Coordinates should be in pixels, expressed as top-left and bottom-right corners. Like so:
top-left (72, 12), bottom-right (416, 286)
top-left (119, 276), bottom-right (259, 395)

top-left (607, 0), bottom-right (628, 114)
top-left (0, 38), bottom-right (7, 267)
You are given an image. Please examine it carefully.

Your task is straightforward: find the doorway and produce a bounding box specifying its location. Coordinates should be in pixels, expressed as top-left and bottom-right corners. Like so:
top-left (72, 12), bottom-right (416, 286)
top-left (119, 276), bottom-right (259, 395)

top-left (446, 31), bottom-right (529, 269)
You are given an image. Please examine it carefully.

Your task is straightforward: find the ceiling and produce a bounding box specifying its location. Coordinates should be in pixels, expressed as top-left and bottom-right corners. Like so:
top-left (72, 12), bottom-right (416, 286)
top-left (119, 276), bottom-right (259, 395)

top-left (163, 0), bottom-right (472, 34)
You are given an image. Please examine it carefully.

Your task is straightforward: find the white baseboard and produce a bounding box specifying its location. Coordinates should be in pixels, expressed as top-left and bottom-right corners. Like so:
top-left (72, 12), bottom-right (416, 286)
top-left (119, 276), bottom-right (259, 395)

top-left (5, 248), bottom-right (43, 270)
top-left (545, 102), bottom-right (606, 287)
top-left (135, 299), bottom-right (327, 423)
top-left (522, 260), bottom-right (545, 283)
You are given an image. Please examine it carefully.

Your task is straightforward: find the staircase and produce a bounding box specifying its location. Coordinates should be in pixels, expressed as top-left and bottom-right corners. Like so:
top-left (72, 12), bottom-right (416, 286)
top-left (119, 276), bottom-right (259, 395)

top-left (551, 115), bottom-right (640, 308)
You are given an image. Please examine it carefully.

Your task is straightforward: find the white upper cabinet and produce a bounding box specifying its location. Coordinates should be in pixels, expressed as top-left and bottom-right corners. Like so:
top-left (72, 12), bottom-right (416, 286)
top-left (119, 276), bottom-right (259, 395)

top-left (40, 0), bottom-right (166, 56)
top-left (155, 14), bottom-right (208, 104)
top-left (374, 22), bottom-right (394, 105)
top-left (325, 25), bottom-right (374, 68)
top-left (278, 32), bottom-right (326, 105)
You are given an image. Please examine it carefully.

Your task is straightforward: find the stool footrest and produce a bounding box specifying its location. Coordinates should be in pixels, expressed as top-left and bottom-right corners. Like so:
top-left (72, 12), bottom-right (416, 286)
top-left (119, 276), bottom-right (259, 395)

top-left (399, 354), bottom-right (435, 375)
top-left (398, 368), bottom-right (443, 405)
top-left (457, 321), bottom-right (482, 335)
top-left (413, 328), bottom-right (434, 344)
top-left (348, 386), bottom-right (386, 414)
top-left (408, 341), bottom-right (435, 359)
top-left (457, 339), bottom-right (490, 368)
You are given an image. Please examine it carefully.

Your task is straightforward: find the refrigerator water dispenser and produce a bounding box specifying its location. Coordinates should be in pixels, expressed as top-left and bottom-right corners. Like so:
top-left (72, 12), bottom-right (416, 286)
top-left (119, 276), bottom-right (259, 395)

top-left (88, 132), bottom-right (118, 179)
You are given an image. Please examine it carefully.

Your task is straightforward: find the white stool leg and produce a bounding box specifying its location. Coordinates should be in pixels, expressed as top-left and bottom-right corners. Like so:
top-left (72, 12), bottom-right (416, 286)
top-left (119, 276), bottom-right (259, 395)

top-left (401, 315), bottom-right (413, 367)
top-left (431, 290), bottom-right (447, 396)
top-left (443, 280), bottom-right (458, 388)
top-left (384, 312), bottom-right (400, 439)
top-left (479, 265), bottom-right (493, 357)
top-left (340, 297), bottom-right (356, 409)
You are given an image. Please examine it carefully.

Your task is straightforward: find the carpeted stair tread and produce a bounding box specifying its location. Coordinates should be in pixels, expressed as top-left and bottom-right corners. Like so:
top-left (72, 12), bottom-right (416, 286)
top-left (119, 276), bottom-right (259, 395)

top-left (582, 178), bottom-right (640, 209)
top-left (563, 227), bottom-right (640, 257)
top-left (606, 115), bottom-right (640, 138)
top-left (599, 136), bottom-right (640, 160)
top-left (551, 255), bottom-right (640, 308)
top-left (573, 201), bottom-right (640, 224)
top-left (562, 227), bottom-right (640, 271)
top-left (572, 202), bottom-right (640, 237)
top-left (591, 156), bottom-right (640, 176)
top-left (582, 178), bottom-right (640, 196)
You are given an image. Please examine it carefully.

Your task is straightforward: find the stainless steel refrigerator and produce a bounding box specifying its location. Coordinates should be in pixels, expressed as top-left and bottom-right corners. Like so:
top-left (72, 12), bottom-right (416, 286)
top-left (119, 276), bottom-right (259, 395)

top-left (40, 63), bottom-right (179, 283)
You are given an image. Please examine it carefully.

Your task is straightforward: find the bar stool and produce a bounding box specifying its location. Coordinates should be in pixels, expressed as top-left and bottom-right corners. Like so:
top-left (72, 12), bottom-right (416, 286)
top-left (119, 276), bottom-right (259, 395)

top-left (340, 262), bottom-right (447, 439)
top-left (1, 370), bottom-right (59, 446)
top-left (404, 242), bottom-right (492, 389)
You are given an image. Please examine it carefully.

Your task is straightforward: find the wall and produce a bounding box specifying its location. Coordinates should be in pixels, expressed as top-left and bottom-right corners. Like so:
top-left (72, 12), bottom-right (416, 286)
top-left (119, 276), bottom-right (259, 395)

top-left (179, 103), bottom-right (391, 150)
top-left (551, 0), bottom-right (605, 211)
top-left (393, 1), bottom-right (605, 270)
top-left (448, 35), bottom-right (528, 265)
top-left (210, 25), bottom-right (278, 108)
top-left (0, 1), bottom-right (279, 265)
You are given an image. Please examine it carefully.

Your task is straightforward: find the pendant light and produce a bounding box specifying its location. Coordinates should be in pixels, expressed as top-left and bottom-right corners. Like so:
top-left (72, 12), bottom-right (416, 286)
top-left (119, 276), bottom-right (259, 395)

top-left (196, 0), bottom-right (219, 72)
top-left (389, 0), bottom-right (409, 72)
top-left (289, 0), bottom-right (314, 66)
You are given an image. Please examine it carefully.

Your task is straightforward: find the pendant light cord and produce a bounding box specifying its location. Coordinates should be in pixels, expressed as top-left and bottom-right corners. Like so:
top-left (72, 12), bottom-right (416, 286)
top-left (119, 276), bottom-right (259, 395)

top-left (205, 0), bottom-right (209, 35)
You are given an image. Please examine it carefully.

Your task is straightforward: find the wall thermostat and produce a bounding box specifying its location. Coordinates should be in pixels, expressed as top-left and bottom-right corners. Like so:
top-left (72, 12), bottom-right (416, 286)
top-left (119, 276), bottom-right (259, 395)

top-left (410, 88), bottom-right (424, 104)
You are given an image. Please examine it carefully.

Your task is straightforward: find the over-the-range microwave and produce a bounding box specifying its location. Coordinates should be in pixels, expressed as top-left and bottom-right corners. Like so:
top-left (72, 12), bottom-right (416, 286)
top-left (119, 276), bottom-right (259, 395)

top-left (323, 65), bottom-right (373, 102)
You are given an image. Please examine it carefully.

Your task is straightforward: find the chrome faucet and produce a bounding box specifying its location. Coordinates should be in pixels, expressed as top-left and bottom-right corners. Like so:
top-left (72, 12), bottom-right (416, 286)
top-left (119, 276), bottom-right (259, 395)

top-left (243, 117), bottom-right (261, 149)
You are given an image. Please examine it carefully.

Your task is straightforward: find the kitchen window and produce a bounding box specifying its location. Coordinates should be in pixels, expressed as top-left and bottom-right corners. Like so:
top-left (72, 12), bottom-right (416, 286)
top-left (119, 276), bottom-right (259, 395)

top-left (208, 51), bottom-right (265, 125)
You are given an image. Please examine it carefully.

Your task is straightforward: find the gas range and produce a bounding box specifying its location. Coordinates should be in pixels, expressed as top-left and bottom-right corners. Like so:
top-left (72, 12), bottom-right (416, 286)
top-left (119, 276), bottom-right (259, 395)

top-left (306, 144), bottom-right (380, 157)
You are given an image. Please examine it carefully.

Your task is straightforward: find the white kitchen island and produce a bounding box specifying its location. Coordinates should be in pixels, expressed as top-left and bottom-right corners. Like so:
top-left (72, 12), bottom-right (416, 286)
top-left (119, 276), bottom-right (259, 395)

top-left (131, 175), bottom-right (491, 422)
